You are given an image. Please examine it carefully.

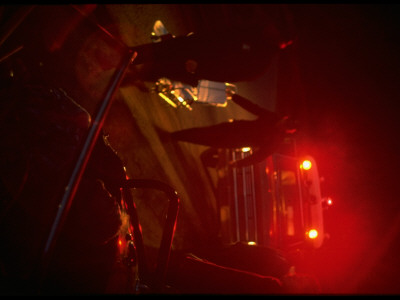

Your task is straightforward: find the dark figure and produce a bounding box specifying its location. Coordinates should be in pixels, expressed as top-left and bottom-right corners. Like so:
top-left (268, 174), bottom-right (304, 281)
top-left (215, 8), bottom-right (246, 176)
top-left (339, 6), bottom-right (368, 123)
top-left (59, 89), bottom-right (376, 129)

top-left (0, 83), bottom-right (127, 295)
top-left (0, 6), bottom-right (290, 295)
top-left (0, 7), bottom-right (136, 294)
top-left (171, 94), bottom-right (297, 168)
top-left (128, 22), bottom-right (286, 87)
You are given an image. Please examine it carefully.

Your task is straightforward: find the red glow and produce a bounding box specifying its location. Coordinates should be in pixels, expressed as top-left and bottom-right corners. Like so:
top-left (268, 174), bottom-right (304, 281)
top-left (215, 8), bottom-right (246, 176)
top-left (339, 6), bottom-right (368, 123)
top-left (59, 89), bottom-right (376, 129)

top-left (301, 160), bottom-right (312, 170)
top-left (279, 40), bottom-right (294, 49)
top-left (308, 229), bottom-right (318, 239)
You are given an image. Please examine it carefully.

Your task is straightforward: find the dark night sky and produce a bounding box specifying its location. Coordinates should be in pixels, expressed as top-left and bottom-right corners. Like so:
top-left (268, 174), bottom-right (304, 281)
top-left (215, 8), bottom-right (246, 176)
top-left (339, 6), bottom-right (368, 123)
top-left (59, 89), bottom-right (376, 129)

top-left (284, 4), bottom-right (400, 293)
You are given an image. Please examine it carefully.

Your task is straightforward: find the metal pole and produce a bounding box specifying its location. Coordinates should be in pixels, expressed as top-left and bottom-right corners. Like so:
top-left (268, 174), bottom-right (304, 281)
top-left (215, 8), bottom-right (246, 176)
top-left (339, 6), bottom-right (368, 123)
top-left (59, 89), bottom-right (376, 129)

top-left (241, 151), bottom-right (249, 241)
top-left (232, 150), bottom-right (240, 242)
top-left (123, 179), bottom-right (180, 292)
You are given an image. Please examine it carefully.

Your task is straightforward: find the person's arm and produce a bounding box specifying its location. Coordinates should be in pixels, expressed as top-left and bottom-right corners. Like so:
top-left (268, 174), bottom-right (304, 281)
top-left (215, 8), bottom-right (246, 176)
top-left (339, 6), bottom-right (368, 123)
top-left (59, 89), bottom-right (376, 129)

top-left (231, 94), bottom-right (280, 123)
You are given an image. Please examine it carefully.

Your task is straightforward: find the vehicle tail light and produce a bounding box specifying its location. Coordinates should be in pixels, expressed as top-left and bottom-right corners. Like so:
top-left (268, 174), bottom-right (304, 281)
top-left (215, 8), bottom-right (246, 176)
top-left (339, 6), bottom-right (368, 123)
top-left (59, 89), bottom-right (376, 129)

top-left (307, 229), bottom-right (318, 239)
top-left (301, 159), bottom-right (312, 170)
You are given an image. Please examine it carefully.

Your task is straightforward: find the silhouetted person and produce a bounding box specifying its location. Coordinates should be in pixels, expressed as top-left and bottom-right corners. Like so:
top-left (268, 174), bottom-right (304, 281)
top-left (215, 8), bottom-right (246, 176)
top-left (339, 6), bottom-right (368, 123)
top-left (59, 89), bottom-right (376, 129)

top-left (170, 94), bottom-right (297, 168)
top-left (128, 20), bottom-right (288, 87)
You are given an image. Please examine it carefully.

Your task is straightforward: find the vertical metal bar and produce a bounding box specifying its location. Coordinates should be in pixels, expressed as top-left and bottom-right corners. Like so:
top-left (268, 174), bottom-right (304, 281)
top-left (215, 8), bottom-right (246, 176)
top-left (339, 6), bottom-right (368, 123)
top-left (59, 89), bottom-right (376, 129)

top-left (232, 150), bottom-right (240, 242)
top-left (296, 158), bottom-right (305, 229)
top-left (292, 139), bottom-right (305, 229)
top-left (273, 154), bottom-right (282, 247)
top-left (241, 151), bottom-right (249, 241)
top-left (123, 179), bottom-right (180, 292)
top-left (121, 187), bottom-right (148, 284)
top-left (250, 163), bottom-right (258, 243)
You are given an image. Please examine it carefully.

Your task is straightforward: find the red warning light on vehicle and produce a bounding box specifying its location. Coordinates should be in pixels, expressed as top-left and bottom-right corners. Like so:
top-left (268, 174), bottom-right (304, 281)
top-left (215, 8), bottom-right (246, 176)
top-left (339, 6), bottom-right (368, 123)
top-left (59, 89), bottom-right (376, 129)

top-left (307, 229), bottom-right (319, 239)
top-left (301, 159), bottom-right (312, 170)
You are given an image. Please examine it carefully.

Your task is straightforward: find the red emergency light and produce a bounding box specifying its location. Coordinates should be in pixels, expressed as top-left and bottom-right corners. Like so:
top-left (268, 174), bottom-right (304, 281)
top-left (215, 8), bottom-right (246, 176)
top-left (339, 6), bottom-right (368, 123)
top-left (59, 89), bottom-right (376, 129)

top-left (301, 159), bottom-right (312, 170)
top-left (307, 229), bottom-right (319, 239)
